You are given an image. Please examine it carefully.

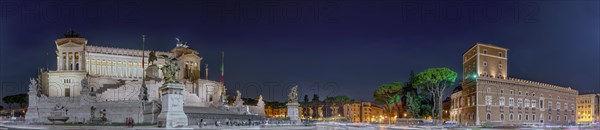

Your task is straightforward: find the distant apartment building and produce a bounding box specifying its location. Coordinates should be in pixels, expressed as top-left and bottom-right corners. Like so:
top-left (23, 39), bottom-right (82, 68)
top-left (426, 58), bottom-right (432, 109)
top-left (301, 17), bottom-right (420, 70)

top-left (576, 94), bottom-right (600, 124)
top-left (450, 43), bottom-right (578, 126)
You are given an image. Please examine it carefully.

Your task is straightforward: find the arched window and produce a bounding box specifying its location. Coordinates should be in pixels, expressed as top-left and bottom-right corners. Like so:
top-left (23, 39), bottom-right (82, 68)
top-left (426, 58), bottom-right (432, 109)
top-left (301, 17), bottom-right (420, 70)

top-left (510, 114), bottom-right (514, 120)
top-left (487, 113), bottom-right (491, 120)
top-left (500, 114), bottom-right (505, 120)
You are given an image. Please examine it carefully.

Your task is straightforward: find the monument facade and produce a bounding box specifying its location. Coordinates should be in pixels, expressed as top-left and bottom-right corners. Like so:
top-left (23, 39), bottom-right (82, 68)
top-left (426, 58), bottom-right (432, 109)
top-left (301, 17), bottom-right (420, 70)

top-left (25, 30), bottom-right (264, 124)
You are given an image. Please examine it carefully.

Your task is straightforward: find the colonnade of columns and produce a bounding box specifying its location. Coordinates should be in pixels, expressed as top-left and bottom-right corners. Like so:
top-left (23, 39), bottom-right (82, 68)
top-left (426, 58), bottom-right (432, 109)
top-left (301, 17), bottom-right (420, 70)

top-left (57, 51), bottom-right (84, 71)
top-left (85, 57), bottom-right (146, 79)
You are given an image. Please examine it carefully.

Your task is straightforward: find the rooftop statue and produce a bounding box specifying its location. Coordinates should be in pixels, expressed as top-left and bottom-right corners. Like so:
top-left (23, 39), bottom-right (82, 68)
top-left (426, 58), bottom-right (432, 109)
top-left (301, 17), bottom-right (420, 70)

top-left (161, 55), bottom-right (180, 83)
top-left (63, 29), bottom-right (80, 38)
top-left (288, 86), bottom-right (298, 103)
top-left (148, 51), bottom-right (157, 65)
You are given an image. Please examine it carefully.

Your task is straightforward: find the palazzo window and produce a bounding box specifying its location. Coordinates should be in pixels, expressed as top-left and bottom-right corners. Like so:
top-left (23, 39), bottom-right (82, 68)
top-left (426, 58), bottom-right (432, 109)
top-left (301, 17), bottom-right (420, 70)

top-left (65, 88), bottom-right (70, 97)
top-left (486, 96), bottom-right (492, 105)
top-left (499, 97), bottom-right (505, 106)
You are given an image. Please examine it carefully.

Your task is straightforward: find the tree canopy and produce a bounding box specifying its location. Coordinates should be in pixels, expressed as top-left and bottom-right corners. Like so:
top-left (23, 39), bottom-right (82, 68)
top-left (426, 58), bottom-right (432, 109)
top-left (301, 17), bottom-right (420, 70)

top-left (414, 68), bottom-right (457, 125)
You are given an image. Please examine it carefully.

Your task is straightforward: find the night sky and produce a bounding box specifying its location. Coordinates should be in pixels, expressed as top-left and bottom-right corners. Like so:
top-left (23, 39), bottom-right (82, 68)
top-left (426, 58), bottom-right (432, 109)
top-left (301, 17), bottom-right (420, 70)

top-left (0, 0), bottom-right (598, 104)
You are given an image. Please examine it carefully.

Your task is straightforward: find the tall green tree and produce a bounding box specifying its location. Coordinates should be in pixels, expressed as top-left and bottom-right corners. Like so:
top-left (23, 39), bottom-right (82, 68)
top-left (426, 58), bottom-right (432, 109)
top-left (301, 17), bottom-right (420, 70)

top-left (414, 68), bottom-right (457, 125)
top-left (303, 94), bottom-right (309, 103)
top-left (405, 91), bottom-right (432, 118)
top-left (2, 95), bottom-right (14, 109)
top-left (14, 93), bottom-right (28, 109)
top-left (373, 82), bottom-right (405, 117)
top-left (312, 94), bottom-right (320, 102)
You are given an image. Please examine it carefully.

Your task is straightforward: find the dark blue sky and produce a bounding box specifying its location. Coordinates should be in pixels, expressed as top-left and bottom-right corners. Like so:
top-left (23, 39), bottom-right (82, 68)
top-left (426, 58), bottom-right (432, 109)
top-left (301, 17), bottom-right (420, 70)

top-left (0, 0), bottom-right (598, 103)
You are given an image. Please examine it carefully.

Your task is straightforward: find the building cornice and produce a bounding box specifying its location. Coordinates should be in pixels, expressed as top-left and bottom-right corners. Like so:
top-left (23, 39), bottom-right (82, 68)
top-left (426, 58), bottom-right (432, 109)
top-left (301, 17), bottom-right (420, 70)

top-left (477, 77), bottom-right (578, 93)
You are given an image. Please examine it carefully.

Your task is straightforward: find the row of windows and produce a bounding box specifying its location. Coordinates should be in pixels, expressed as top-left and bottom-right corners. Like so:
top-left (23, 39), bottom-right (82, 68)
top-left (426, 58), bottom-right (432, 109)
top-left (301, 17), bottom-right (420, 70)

top-left (488, 96), bottom-right (574, 110)
top-left (482, 61), bottom-right (502, 69)
top-left (488, 113), bottom-right (572, 122)
top-left (63, 79), bottom-right (72, 83)
top-left (488, 88), bottom-right (571, 101)
top-left (578, 105), bottom-right (593, 109)
top-left (482, 49), bottom-right (504, 57)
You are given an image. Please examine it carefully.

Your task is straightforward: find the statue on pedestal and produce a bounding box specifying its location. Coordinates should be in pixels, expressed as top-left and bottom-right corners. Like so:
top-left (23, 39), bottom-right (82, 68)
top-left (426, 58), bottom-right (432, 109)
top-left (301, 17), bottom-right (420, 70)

top-left (157, 54), bottom-right (188, 128)
top-left (286, 86), bottom-right (300, 123)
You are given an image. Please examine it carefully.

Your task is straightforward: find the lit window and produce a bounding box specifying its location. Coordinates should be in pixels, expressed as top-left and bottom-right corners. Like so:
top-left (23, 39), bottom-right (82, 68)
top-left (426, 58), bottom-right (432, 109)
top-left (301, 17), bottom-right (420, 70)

top-left (486, 96), bottom-right (492, 105)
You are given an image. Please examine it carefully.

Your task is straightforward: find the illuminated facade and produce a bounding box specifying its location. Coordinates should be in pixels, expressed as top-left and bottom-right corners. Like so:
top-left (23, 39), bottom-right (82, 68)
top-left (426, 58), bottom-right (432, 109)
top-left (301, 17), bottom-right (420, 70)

top-left (576, 94), bottom-right (600, 124)
top-left (450, 43), bottom-right (578, 126)
top-left (25, 30), bottom-right (258, 124)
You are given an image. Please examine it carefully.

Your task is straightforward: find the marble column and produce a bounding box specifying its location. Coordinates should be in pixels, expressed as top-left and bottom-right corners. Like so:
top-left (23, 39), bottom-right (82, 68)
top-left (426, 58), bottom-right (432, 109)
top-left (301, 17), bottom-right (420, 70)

top-left (66, 52), bottom-right (70, 70)
top-left (71, 52), bottom-right (75, 71)
top-left (78, 52), bottom-right (82, 71)
top-left (57, 53), bottom-right (62, 71)
top-left (126, 61), bottom-right (129, 78)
